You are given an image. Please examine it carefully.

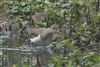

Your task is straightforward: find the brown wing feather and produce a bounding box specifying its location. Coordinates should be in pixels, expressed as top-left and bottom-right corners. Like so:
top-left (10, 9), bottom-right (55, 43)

top-left (40, 28), bottom-right (54, 41)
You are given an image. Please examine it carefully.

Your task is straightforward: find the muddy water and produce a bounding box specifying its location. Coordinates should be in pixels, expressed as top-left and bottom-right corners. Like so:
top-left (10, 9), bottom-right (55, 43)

top-left (0, 31), bottom-right (55, 67)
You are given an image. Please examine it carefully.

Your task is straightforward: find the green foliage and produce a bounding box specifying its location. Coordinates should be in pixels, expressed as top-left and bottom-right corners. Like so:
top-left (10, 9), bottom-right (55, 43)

top-left (35, 21), bottom-right (46, 27)
top-left (53, 57), bottom-right (63, 67)
top-left (52, 0), bottom-right (100, 67)
top-left (63, 39), bottom-right (76, 49)
top-left (16, 19), bottom-right (29, 27)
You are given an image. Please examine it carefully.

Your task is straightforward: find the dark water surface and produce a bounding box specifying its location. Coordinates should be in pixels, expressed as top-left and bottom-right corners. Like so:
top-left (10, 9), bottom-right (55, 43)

top-left (0, 31), bottom-right (55, 67)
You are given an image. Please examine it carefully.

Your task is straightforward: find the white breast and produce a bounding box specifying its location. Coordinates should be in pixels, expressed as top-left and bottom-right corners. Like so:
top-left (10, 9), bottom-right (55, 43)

top-left (30, 35), bottom-right (42, 45)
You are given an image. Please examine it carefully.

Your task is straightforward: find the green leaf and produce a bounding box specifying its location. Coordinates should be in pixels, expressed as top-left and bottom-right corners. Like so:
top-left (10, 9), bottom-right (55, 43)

top-left (35, 21), bottom-right (46, 27)
top-left (94, 55), bottom-right (100, 62)
top-left (82, 55), bottom-right (91, 60)
top-left (80, 36), bottom-right (87, 41)
top-left (55, 59), bottom-right (63, 67)
top-left (55, 42), bottom-right (64, 48)
top-left (67, 62), bottom-right (73, 67)
top-left (21, 20), bottom-right (29, 26)
top-left (63, 40), bottom-right (76, 49)
top-left (20, 2), bottom-right (26, 6)
top-left (78, 0), bottom-right (84, 6)
top-left (88, 52), bottom-right (95, 56)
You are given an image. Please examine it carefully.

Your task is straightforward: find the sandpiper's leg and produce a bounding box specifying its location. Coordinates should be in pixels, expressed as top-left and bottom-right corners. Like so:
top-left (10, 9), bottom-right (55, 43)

top-left (36, 54), bottom-right (41, 67)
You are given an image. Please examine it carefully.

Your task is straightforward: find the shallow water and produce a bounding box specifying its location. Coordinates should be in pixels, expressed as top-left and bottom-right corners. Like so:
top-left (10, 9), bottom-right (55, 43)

top-left (0, 31), bottom-right (55, 67)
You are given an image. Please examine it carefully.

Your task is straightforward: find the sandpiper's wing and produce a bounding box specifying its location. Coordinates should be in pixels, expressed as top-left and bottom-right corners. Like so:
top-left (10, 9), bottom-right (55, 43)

top-left (40, 28), bottom-right (54, 41)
